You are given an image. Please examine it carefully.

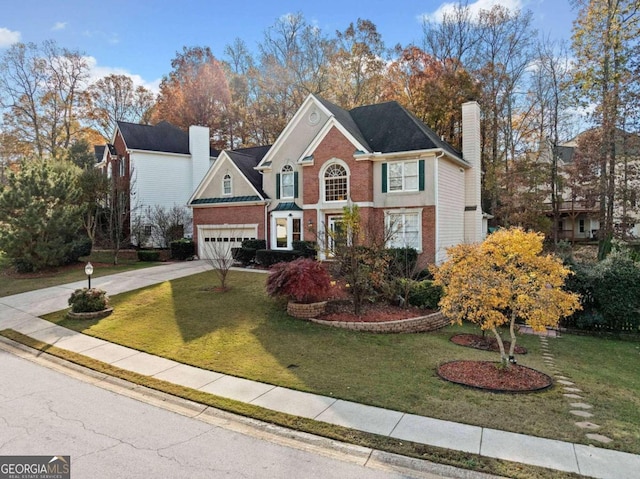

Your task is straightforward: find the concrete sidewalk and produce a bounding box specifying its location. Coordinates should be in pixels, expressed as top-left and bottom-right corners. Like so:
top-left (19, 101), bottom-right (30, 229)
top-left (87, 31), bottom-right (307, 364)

top-left (1, 261), bottom-right (638, 479)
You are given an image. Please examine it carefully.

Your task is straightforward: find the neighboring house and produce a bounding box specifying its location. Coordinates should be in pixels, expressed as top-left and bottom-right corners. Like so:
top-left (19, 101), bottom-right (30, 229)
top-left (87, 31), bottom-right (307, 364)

top-left (189, 94), bottom-right (484, 264)
top-left (97, 121), bottom-right (219, 246)
top-left (542, 129), bottom-right (640, 241)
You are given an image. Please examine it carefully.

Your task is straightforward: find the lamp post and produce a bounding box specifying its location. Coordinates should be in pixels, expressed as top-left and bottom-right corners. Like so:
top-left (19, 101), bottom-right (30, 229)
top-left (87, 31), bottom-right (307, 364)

top-left (85, 262), bottom-right (93, 289)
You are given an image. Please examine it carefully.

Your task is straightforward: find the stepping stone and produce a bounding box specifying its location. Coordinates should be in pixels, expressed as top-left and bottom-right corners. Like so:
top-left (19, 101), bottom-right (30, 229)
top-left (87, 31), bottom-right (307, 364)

top-left (563, 394), bottom-right (583, 399)
top-left (557, 380), bottom-right (575, 385)
top-left (570, 402), bottom-right (593, 409)
top-left (563, 387), bottom-right (582, 393)
top-left (586, 433), bottom-right (613, 444)
top-left (575, 421), bottom-right (600, 430)
top-left (570, 410), bottom-right (593, 418)
top-left (542, 353), bottom-right (554, 357)
top-left (555, 375), bottom-right (569, 380)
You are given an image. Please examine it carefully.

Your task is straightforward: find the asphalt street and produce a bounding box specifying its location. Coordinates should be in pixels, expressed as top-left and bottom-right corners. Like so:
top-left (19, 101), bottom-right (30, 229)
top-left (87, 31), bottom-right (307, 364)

top-left (0, 346), bottom-right (461, 479)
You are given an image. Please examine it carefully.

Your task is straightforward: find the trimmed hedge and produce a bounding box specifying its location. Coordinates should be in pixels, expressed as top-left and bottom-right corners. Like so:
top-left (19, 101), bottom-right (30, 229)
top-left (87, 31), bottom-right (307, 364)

top-left (242, 239), bottom-right (266, 250)
top-left (255, 249), bottom-right (302, 267)
top-left (292, 240), bottom-right (317, 259)
top-left (232, 247), bottom-right (257, 265)
top-left (138, 250), bottom-right (161, 262)
top-left (170, 239), bottom-right (195, 260)
top-left (68, 288), bottom-right (109, 313)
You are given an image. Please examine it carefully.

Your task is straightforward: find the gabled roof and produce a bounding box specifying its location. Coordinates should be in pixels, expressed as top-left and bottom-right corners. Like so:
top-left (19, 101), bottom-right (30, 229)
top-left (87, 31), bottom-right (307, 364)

top-left (189, 144), bottom-right (271, 206)
top-left (227, 147), bottom-right (270, 198)
top-left (316, 97), bottom-right (372, 152)
top-left (116, 121), bottom-right (220, 157)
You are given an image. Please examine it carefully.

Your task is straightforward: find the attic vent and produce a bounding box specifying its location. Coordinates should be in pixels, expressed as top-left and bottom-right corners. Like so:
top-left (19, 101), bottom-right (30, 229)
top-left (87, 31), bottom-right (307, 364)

top-left (308, 110), bottom-right (320, 126)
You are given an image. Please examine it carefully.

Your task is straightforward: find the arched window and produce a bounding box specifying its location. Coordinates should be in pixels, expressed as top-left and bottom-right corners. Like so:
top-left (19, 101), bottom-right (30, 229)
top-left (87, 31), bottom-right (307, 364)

top-left (281, 164), bottom-right (294, 199)
top-left (324, 163), bottom-right (348, 202)
top-left (223, 173), bottom-right (232, 196)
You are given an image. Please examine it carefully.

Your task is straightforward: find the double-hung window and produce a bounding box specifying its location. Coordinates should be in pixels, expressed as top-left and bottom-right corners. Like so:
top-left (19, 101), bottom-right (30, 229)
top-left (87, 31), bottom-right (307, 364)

top-left (388, 160), bottom-right (418, 192)
top-left (223, 173), bottom-right (232, 196)
top-left (386, 210), bottom-right (421, 251)
top-left (281, 165), bottom-right (294, 199)
top-left (382, 159), bottom-right (424, 193)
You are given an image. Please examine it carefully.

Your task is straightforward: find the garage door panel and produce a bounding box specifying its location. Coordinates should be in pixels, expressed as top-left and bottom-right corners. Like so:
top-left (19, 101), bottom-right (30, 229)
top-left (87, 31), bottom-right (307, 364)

top-left (198, 225), bottom-right (257, 260)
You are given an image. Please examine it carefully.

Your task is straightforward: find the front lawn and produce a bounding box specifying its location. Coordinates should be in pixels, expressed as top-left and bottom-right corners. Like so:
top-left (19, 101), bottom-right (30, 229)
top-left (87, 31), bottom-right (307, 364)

top-left (0, 250), bottom-right (159, 297)
top-left (43, 270), bottom-right (640, 454)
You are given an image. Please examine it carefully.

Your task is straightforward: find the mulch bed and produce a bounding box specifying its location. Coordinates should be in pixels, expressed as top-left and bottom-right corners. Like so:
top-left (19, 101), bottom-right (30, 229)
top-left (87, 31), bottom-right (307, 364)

top-left (450, 333), bottom-right (528, 354)
top-left (319, 300), bottom-right (434, 323)
top-left (437, 360), bottom-right (553, 393)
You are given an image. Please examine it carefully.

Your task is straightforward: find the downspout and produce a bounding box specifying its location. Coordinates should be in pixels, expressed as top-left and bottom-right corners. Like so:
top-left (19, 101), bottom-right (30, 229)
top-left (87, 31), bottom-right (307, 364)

top-left (264, 202), bottom-right (270, 248)
top-left (434, 150), bottom-right (445, 262)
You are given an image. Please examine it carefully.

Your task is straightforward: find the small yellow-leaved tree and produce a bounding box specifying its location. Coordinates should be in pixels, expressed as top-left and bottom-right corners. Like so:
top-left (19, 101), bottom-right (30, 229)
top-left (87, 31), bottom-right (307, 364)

top-left (432, 228), bottom-right (581, 367)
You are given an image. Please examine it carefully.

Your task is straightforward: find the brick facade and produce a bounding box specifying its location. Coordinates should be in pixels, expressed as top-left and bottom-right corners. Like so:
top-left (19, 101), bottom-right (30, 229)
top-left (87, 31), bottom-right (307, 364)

top-left (302, 126), bottom-right (373, 204)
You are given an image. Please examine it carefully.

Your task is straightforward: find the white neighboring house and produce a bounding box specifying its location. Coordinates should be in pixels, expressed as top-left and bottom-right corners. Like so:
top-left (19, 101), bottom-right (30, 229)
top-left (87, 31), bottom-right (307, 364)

top-left (96, 121), bottom-right (219, 246)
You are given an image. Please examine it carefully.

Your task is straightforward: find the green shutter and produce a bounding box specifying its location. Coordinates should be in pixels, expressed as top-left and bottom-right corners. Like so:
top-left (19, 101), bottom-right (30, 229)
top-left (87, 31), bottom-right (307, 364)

top-left (418, 160), bottom-right (425, 191)
top-left (275, 173), bottom-right (281, 199)
top-left (293, 171), bottom-right (299, 198)
top-left (382, 163), bottom-right (387, 193)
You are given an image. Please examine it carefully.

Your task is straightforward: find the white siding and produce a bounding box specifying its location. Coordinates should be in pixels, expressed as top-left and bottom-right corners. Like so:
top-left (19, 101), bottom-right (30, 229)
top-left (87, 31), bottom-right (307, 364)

top-left (437, 159), bottom-right (465, 263)
top-left (131, 152), bottom-right (193, 213)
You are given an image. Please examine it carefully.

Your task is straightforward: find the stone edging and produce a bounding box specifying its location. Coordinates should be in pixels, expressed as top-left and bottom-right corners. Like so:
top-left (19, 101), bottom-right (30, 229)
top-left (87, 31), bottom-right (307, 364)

top-left (306, 311), bottom-right (449, 333)
top-left (66, 308), bottom-right (113, 320)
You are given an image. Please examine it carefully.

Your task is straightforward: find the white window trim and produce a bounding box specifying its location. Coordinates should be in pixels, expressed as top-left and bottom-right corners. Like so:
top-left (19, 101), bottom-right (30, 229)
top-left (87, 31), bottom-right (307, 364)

top-left (223, 173), bottom-right (232, 196)
top-left (270, 211), bottom-right (304, 250)
top-left (387, 159), bottom-right (419, 193)
top-left (281, 164), bottom-right (295, 199)
top-left (320, 159), bottom-right (350, 204)
top-left (384, 208), bottom-right (423, 253)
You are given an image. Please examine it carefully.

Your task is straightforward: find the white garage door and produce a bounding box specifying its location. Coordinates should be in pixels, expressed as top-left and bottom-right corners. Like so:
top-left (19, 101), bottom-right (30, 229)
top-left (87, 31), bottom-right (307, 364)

top-left (198, 225), bottom-right (258, 260)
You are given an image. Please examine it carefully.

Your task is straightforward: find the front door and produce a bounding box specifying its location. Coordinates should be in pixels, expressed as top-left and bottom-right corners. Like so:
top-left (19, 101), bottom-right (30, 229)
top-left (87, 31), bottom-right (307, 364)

top-left (327, 215), bottom-right (344, 256)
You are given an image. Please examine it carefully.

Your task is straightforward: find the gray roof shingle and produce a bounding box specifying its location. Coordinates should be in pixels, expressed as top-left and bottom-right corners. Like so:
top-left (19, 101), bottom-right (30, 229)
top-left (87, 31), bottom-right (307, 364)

top-left (117, 121), bottom-right (220, 157)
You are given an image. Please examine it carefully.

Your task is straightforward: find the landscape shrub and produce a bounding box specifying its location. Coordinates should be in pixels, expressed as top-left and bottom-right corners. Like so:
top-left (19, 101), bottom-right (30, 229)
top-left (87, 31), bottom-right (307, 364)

top-left (242, 239), bottom-right (266, 250)
top-left (564, 251), bottom-right (640, 332)
top-left (137, 250), bottom-right (161, 262)
top-left (386, 247), bottom-right (418, 277)
top-left (292, 240), bottom-right (317, 258)
top-left (232, 247), bottom-right (257, 265)
top-left (255, 249), bottom-right (301, 267)
top-left (68, 288), bottom-right (109, 313)
top-left (170, 239), bottom-right (195, 260)
top-left (266, 258), bottom-right (331, 303)
top-left (406, 279), bottom-right (443, 309)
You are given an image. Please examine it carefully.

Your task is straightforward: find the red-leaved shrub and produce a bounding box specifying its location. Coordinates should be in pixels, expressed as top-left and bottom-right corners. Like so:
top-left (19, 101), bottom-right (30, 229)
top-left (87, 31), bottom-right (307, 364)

top-left (266, 258), bottom-right (331, 303)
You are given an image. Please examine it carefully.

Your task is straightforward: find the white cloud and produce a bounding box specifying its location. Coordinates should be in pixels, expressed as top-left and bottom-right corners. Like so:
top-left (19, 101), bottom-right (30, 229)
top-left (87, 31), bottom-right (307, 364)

top-left (52, 22), bottom-right (67, 31)
top-left (0, 27), bottom-right (21, 47)
top-left (84, 56), bottom-right (161, 94)
top-left (420, 0), bottom-right (525, 24)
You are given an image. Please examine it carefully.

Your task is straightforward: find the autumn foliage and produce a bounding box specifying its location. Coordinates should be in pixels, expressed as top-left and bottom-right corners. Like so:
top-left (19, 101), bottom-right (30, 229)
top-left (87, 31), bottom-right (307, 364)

top-left (266, 258), bottom-right (331, 304)
top-left (432, 228), bottom-right (581, 366)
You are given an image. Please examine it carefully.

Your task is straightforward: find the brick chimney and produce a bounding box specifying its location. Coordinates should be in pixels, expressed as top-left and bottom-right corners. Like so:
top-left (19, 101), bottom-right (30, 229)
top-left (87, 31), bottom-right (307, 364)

top-left (462, 101), bottom-right (483, 243)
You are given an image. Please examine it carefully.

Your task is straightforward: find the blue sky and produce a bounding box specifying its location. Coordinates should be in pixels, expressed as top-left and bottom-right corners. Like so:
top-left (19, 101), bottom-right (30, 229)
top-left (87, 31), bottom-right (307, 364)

top-left (1, 0), bottom-right (575, 92)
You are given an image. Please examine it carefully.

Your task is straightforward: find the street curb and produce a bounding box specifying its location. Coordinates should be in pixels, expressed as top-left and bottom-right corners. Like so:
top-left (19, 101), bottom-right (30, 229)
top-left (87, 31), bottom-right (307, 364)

top-left (0, 336), bottom-right (506, 479)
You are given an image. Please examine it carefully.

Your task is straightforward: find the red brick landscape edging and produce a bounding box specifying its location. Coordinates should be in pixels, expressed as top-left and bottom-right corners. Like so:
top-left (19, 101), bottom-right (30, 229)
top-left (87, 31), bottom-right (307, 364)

top-left (306, 311), bottom-right (450, 333)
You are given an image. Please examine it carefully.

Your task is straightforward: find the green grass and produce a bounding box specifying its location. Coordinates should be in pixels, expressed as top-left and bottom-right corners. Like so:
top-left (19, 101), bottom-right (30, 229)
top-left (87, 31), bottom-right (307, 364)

top-left (42, 270), bottom-right (640, 455)
top-left (0, 250), bottom-right (159, 297)
top-left (0, 329), bottom-right (583, 479)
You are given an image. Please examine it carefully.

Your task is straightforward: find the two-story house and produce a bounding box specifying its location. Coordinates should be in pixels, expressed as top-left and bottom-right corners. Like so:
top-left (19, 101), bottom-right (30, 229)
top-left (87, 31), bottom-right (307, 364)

top-left (189, 94), bottom-right (484, 265)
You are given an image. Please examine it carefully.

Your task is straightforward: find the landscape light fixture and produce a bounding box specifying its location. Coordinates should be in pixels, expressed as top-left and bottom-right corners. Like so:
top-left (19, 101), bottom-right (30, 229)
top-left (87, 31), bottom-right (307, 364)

top-left (85, 262), bottom-right (93, 289)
